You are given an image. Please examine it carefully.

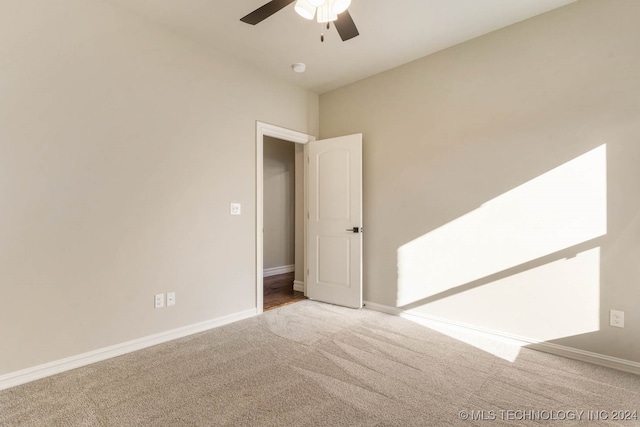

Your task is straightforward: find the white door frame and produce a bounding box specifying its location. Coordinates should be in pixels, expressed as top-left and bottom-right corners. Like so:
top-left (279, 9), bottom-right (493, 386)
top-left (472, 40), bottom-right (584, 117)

top-left (256, 121), bottom-right (315, 314)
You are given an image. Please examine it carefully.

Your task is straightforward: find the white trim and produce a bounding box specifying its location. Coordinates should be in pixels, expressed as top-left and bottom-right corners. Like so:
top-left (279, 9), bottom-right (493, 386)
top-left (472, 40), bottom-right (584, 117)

top-left (363, 301), bottom-right (402, 316)
top-left (263, 264), bottom-right (295, 277)
top-left (363, 301), bottom-right (640, 376)
top-left (256, 121), bottom-right (314, 315)
top-left (293, 280), bottom-right (305, 292)
top-left (0, 308), bottom-right (257, 391)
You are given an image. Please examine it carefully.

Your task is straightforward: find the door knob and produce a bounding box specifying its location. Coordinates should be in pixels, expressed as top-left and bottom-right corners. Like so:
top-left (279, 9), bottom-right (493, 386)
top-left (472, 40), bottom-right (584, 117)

top-left (346, 227), bottom-right (363, 233)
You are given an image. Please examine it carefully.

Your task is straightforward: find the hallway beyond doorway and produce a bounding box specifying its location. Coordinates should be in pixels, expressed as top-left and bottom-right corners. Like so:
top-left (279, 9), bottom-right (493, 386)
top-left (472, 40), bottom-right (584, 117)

top-left (264, 272), bottom-right (305, 311)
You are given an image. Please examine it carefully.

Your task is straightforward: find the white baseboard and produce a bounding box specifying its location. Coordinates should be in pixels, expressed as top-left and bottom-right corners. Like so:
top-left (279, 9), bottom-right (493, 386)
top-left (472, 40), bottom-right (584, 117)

top-left (263, 264), bottom-right (295, 277)
top-left (0, 308), bottom-right (257, 391)
top-left (293, 280), bottom-right (304, 292)
top-left (363, 301), bottom-right (640, 376)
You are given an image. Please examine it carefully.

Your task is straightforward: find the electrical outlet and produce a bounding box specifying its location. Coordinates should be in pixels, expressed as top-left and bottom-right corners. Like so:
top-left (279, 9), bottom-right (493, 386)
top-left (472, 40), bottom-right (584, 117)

top-left (154, 293), bottom-right (165, 309)
top-left (610, 309), bottom-right (624, 328)
top-left (230, 203), bottom-right (241, 215)
top-left (167, 292), bottom-right (176, 307)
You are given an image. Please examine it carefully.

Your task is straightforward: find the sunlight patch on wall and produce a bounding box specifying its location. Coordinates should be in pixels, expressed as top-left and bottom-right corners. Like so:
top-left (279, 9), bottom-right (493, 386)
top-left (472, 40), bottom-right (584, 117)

top-left (422, 247), bottom-right (601, 342)
top-left (397, 145), bottom-right (607, 307)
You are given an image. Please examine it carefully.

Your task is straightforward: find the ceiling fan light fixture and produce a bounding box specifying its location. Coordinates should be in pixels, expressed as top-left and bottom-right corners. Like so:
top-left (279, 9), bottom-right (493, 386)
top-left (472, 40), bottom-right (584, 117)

top-left (294, 0), bottom-right (316, 20)
top-left (240, 0), bottom-right (359, 42)
top-left (317, 0), bottom-right (338, 23)
top-left (332, 0), bottom-right (351, 14)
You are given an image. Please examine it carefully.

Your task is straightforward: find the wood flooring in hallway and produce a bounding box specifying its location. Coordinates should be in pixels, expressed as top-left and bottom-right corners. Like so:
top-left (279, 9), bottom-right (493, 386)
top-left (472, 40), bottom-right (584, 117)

top-left (263, 272), bottom-right (305, 311)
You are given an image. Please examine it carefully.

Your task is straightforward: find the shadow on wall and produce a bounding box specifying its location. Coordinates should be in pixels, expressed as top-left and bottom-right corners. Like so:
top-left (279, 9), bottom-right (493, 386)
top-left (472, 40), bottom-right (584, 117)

top-left (396, 145), bottom-right (607, 356)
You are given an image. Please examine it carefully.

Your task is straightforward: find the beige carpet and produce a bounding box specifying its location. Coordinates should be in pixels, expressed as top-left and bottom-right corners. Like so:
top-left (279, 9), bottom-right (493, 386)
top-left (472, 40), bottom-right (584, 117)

top-left (1, 300), bottom-right (639, 426)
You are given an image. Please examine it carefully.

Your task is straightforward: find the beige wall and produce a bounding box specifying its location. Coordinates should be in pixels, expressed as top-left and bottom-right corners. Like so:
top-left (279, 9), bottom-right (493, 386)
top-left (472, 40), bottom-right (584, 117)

top-left (320, 0), bottom-right (640, 363)
top-left (0, 0), bottom-right (317, 375)
top-left (263, 137), bottom-right (295, 270)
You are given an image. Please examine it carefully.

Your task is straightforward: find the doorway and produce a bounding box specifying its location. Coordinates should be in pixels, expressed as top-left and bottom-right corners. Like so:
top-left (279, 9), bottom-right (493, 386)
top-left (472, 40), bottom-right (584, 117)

top-left (255, 122), bottom-right (314, 314)
top-left (263, 136), bottom-right (304, 311)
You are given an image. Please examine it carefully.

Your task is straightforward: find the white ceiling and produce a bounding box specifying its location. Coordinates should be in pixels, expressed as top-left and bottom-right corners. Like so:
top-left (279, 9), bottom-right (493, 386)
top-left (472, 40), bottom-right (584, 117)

top-left (105, 0), bottom-right (577, 94)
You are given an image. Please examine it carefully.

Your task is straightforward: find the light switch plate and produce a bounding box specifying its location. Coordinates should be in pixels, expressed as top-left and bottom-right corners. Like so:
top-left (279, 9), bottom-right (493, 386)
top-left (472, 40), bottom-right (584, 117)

top-left (230, 203), bottom-right (241, 215)
top-left (167, 292), bottom-right (176, 307)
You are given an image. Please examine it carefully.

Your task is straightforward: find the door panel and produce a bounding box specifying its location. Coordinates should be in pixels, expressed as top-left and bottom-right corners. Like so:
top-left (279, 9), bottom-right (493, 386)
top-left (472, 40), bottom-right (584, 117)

top-left (318, 149), bottom-right (351, 220)
top-left (317, 235), bottom-right (350, 287)
top-left (307, 134), bottom-right (362, 308)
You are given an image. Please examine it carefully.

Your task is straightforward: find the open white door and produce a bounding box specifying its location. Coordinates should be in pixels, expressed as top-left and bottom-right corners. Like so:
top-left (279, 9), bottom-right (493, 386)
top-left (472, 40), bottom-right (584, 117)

top-left (307, 134), bottom-right (362, 308)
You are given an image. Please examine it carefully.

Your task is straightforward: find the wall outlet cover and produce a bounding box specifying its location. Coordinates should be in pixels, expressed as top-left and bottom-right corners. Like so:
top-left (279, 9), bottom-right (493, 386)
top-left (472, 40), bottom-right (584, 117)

top-left (154, 293), bottom-right (165, 309)
top-left (609, 309), bottom-right (624, 328)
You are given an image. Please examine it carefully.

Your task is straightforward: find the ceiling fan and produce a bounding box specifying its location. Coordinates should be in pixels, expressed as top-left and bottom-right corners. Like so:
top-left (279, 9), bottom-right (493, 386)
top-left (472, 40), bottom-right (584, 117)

top-left (240, 0), bottom-right (359, 42)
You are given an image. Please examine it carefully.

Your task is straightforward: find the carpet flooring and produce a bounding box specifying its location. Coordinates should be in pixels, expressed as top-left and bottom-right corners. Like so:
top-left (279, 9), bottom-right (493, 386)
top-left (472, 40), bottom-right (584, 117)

top-left (1, 300), bottom-right (639, 426)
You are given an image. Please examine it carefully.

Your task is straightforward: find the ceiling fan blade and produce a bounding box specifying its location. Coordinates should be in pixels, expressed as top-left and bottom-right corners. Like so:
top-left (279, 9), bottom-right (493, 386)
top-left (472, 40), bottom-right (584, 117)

top-left (240, 0), bottom-right (296, 25)
top-left (334, 10), bottom-right (359, 41)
